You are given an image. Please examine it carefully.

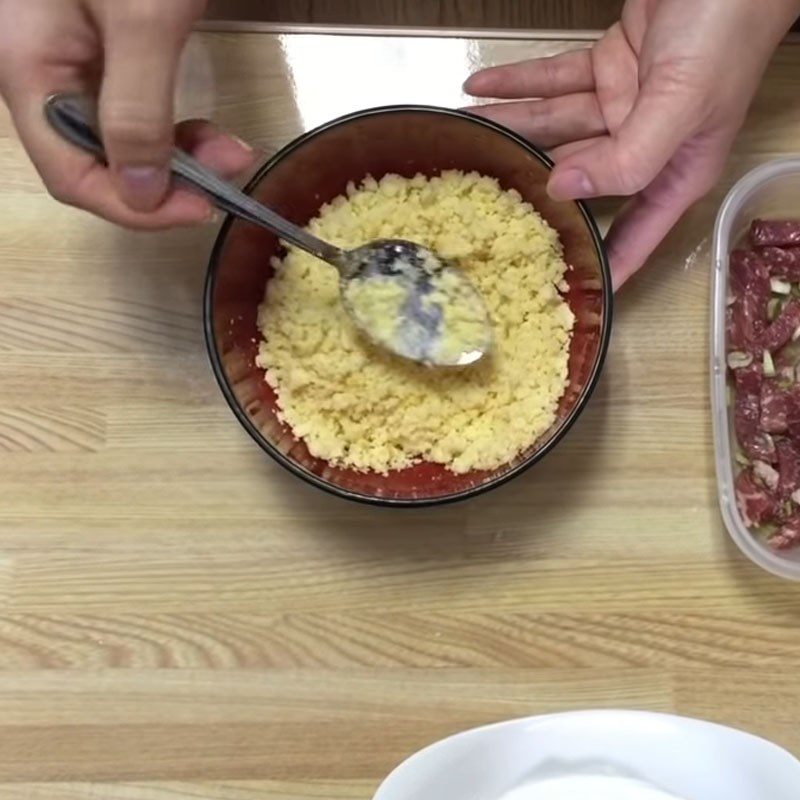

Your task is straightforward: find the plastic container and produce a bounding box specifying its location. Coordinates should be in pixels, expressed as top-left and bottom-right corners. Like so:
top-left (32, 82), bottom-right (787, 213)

top-left (712, 157), bottom-right (800, 580)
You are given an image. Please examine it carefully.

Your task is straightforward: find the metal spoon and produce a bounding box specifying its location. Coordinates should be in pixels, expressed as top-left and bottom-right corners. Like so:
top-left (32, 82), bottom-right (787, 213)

top-left (44, 93), bottom-right (492, 367)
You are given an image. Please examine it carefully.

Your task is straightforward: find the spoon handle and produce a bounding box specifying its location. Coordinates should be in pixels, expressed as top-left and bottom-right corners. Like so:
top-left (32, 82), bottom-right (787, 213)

top-left (44, 93), bottom-right (343, 265)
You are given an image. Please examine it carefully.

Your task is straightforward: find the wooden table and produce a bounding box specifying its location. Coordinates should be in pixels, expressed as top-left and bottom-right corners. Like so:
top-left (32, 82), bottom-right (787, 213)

top-left (1, 25), bottom-right (800, 800)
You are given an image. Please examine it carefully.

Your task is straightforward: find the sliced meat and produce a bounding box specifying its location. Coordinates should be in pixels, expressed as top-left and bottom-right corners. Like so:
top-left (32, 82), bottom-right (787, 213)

top-left (728, 250), bottom-right (770, 348)
top-left (776, 438), bottom-right (800, 499)
top-left (734, 364), bottom-right (777, 461)
top-left (753, 460), bottom-right (780, 492)
top-left (729, 249), bottom-right (750, 297)
top-left (751, 219), bottom-right (800, 248)
top-left (729, 249), bottom-right (770, 300)
top-left (760, 379), bottom-right (789, 433)
top-left (760, 246), bottom-right (800, 281)
top-left (759, 298), bottom-right (800, 351)
top-left (735, 360), bottom-right (764, 395)
top-left (774, 340), bottom-right (800, 371)
top-left (770, 514), bottom-right (800, 550)
top-left (735, 469), bottom-right (779, 528)
top-left (727, 305), bottom-right (747, 351)
top-left (786, 387), bottom-right (800, 442)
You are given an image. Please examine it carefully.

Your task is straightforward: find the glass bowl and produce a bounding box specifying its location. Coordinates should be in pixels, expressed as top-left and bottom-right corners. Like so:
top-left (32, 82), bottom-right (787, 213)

top-left (204, 105), bottom-right (612, 506)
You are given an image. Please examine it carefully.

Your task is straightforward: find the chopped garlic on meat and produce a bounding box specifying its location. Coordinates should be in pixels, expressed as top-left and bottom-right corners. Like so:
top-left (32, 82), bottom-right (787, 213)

top-left (771, 278), bottom-right (792, 294)
top-left (753, 459), bottom-right (780, 491)
top-left (727, 351), bottom-right (753, 369)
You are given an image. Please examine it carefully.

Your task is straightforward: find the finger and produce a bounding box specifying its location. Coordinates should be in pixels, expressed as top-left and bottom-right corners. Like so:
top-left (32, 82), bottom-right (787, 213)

top-left (546, 74), bottom-right (704, 201)
top-left (464, 49), bottom-right (594, 99)
top-left (5, 78), bottom-right (213, 229)
top-left (550, 136), bottom-right (603, 163)
top-left (466, 94), bottom-right (606, 149)
top-left (85, 121), bottom-right (257, 227)
top-left (96, 2), bottom-right (200, 212)
top-left (74, 170), bottom-right (216, 229)
top-left (606, 159), bottom-right (721, 289)
top-left (175, 119), bottom-right (256, 178)
top-left (86, 121), bottom-right (258, 226)
top-left (605, 194), bottom-right (687, 290)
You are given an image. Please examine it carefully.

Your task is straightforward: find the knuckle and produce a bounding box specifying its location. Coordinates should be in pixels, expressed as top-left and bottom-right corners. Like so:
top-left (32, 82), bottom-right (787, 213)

top-left (613, 150), bottom-right (653, 196)
top-left (525, 102), bottom-right (555, 144)
top-left (119, 0), bottom-right (199, 35)
top-left (540, 56), bottom-right (561, 86)
top-left (123, 0), bottom-right (170, 25)
top-left (102, 111), bottom-right (169, 155)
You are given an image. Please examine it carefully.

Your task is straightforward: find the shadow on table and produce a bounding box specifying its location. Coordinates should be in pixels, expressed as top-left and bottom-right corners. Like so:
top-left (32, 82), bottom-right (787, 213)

top-left (258, 361), bottom-right (614, 564)
top-left (719, 527), bottom-right (800, 619)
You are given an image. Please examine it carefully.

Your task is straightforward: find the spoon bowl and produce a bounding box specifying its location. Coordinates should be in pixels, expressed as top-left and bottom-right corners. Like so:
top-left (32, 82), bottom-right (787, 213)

top-left (341, 239), bottom-right (492, 366)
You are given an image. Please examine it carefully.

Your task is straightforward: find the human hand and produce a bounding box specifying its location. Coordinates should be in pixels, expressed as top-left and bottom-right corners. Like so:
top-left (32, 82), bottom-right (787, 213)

top-left (0, 0), bottom-right (256, 229)
top-left (465, 0), bottom-right (800, 288)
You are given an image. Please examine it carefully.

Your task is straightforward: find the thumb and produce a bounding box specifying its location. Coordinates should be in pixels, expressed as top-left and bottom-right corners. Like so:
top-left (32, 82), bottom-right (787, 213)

top-left (97, 2), bottom-right (201, 211)
top-left (547, 76), bottom-right (703, 201)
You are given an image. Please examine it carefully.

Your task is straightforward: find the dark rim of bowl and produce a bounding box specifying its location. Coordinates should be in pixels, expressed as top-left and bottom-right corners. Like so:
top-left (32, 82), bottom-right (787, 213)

top-left (204, 104), bottom-right (613, 508)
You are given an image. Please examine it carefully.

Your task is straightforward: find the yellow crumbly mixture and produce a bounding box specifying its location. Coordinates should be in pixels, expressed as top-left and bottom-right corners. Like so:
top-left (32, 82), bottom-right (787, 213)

top-left (257, 171), bottom-right (574, 474)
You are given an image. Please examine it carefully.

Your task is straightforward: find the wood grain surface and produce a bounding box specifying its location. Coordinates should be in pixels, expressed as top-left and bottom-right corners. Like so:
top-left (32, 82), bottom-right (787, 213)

top-left (1, 28), bottom-right (800, 800)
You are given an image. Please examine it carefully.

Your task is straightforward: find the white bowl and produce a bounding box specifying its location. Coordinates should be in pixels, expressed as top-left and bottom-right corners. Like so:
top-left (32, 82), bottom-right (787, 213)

top-left (373, 710), bottom-right (800, 800)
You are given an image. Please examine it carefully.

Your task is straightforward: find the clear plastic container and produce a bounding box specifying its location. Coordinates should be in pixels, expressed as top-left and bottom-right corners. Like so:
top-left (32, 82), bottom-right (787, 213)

top-left (712, 158), bottom-right (800, 580)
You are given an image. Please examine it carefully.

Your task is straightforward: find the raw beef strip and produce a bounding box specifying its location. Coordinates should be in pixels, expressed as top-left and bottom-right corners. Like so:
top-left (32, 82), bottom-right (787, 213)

top-left (729, 249), bottom-right (750, 297)
top-left (760, 379), bottom-right (789, 433)
top-left (776, 438), bottom-right (800, 499)
top-left (729, 249), bottom-right (770, 299)
top-left (735, 469), bottom-right (779, 527)
top-left (728, 250), bottom-right (770, 347)
top-left (726, 304), bottom-right (749, 351)
top-left (770, 514), bottom-right (800, 550)
top-left (735, 361), bottom-right (763, 394)
top-left (786, 387), bottom-right (800, 441)
top-left (751, 219), bottom-right (800, 248)
top-left (753, 460), bottom-right (780, 492)
top-left (735, 364), bottom-right (776, 461)
top-left (760, 246), bottom-right (800, 281)
top-left (774, 341), bottom-right (800, 372)
top-left (759, 299), bottom-right (800, 351)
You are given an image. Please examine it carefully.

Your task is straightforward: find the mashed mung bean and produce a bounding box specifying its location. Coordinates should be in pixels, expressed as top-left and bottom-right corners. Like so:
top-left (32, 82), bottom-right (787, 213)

top-left (256, 170), bottom-right (574, 474)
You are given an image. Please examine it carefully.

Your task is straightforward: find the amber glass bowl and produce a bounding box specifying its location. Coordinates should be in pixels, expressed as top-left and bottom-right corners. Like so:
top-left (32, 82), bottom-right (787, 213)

top-left (204, 106), bottom-right (612, 506)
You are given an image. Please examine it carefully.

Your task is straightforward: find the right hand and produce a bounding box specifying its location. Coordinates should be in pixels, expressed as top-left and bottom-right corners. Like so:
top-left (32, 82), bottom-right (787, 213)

top-left (465, 0), bottom-right (800, 288)
top-left (0, 0), bottom-right (256, 229)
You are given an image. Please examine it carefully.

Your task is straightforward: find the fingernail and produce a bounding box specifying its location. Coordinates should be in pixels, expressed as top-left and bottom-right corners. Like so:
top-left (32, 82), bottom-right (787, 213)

top-left (205, 208), bottom-right (222, 225)
top-left (118, 166), bottom-right (169, 210)
top-left (231, 135), bottom-right (254, 153)
top-left (462, 75), bottom-right (480, 94)
top-left (548, 169), bottom-right (594, 201)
